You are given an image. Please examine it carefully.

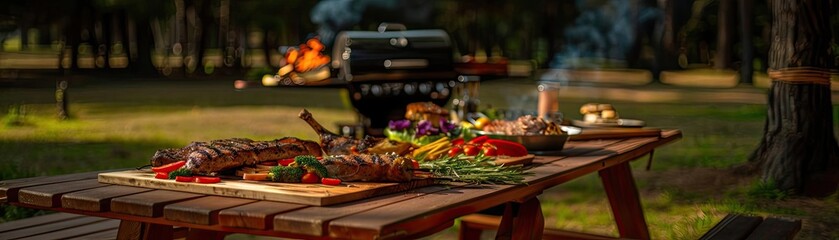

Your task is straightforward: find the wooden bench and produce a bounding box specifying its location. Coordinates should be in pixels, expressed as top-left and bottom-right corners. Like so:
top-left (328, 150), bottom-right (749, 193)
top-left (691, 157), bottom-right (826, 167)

top-left (459, 213), bottom-right (802, 240)
top-left (0, 212), bottom-right (120, 240)
top-left (700, 214), bottom-right (802, 240)
top-left (458, 213), bottom-right (625, 240)
top-left (0, 212), bottom-right (192, 240)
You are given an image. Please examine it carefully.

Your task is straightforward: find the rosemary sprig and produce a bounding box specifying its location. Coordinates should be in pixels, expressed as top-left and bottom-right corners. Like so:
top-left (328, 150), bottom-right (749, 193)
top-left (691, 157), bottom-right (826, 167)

top-left (419, 154), bottom-right (532, 185)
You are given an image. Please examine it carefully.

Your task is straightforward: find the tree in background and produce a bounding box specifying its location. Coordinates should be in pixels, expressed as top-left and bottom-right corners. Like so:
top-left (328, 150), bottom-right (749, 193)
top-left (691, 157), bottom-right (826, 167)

top-left (748, 0), bottom-right (839, 197)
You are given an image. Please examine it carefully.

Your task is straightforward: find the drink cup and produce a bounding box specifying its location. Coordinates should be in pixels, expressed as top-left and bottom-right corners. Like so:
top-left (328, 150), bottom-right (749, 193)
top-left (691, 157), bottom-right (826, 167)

top-left (537, 81), bottom-right (561, 121)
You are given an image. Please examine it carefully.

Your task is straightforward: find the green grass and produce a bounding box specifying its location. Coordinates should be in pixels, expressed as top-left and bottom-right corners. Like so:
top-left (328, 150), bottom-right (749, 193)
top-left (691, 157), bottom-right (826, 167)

top-left (1, 77), bottom-right (837, 239)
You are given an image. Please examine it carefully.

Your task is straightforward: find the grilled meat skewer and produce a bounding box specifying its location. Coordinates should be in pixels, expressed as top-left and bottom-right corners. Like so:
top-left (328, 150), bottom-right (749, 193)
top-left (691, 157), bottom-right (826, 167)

top-left (320, 154), bottom-right (413, 182)
top-left (151, 137), bottom-right (322, 175)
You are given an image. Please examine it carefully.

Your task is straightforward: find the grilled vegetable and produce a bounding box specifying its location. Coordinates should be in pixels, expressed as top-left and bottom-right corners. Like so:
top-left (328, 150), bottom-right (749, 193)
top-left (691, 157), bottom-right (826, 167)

top-left (293, 155), bottom-right (329, 178)
top-left (152, 160), bottom-right (186, 173)
top-left (168, 168), bottom-right (193, 179)
top-left (485, 139), bottom-right (528, 157)
top-left (195, 176), bottom-right (221, 184)
top-left (154, 172), bottom-right (169, 179)
top-left (175, 176), bottom-right (194, 182)
top-left (321, 178), bottom-right (342, 185)
top-left (269, 166), bottom-right (303, 183)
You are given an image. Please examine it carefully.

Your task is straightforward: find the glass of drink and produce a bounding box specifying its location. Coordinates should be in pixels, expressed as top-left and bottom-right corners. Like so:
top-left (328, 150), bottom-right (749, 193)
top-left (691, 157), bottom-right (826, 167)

top-left (537, 81), bottom-right (561, 121)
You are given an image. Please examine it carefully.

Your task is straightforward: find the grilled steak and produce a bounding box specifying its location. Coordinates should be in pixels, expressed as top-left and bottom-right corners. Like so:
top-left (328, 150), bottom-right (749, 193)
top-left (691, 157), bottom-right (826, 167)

top-left (151, 137), bottom-right (322, 175)
top-left (298, 109), bottom-right (383, 155)
top-left (320, 154), bottom-right (413, 182)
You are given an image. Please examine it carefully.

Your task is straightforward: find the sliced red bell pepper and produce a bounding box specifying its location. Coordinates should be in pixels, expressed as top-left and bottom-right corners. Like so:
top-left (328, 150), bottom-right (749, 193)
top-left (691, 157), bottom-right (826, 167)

top-left (152, 160), bottom-right (186, 173)
top-left (485, 139), bottom-right (528, 157)
top-left (468, 136), bottom-right (490, 145)
top-left (175, 176), bottom-right (194, 182)
top-left (321, 178), bottom-right (342, 185)
top-left (154, 172), bottom-right (170, 179)
top-left (194, 176), bottom-right (221, 184)
top-left (278, 158), bottom-right (295, 166)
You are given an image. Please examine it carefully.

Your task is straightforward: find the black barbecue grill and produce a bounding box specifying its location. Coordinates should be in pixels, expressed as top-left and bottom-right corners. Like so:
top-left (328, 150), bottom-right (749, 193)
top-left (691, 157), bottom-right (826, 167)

top-left (331, 23), bottom-right (459, 135)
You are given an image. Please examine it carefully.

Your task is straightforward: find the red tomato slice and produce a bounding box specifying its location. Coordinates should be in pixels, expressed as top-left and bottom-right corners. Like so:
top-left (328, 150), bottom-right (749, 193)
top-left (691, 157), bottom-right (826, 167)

top-left (175, 176), bottom-right (194, 182)
top-left (152, 161), bottom-right (186, 173)
top-left (154, 172), bottom-right (169, 179)
top-left (278, 159), bottom-right (295, 166)
top-left (194, 176), bottom-right (221, 184)
top-left (301, 173), bottom-right (320, 183)
top-left (321, 178), bottom-right (342, 185)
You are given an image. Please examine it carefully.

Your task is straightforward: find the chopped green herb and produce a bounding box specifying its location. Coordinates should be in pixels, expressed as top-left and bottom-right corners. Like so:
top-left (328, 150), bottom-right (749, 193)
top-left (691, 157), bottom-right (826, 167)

top-left (167, 168), bottom-right (193, 179)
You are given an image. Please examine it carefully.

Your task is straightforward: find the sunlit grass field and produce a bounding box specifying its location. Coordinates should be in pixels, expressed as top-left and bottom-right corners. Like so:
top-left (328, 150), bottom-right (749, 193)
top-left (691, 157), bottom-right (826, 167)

top-left (1, 78), bottom-right (837, 239)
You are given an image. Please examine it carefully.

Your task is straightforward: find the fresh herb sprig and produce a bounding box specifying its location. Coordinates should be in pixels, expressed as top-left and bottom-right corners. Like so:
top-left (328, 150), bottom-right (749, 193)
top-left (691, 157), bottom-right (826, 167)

top-left (419, 154), bottom-right (531, 185)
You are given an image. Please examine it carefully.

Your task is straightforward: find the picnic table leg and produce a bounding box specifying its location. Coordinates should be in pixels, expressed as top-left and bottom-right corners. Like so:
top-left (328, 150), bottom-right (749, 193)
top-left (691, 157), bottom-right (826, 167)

top-left (494, 197), bottom-right (545, 240)
top-left (599, 161), bottom-right (650, 240)
top-left (117, 220), bottom-right (173, 240)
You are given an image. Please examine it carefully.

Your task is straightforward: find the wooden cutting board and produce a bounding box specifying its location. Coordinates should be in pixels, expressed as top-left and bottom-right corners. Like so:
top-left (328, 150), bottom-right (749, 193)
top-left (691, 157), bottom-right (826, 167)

top-left (494, 154), bottom-right (535, 166)
top-left (98, 170), bottom-right (435, 206)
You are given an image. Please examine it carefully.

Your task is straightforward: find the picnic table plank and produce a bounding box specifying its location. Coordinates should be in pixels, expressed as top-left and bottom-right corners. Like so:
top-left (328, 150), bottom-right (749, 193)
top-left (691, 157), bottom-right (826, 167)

top-left (327, 184), bottom-right (514, 239)
top-left (0, 215), bottom-right (109, 239)
top-left (0, 169), bottom-right (121, 202)
top-left (15, 218), bottom-right (120, 240)
top-left (217, 201), bottom-right (307, 230)
top-left (61, 185), bottom-right (154, 212)
top-left (16, 179), bottom-right (107, 207)
top-left (110, 190), bottom-right (203, 217)
top-left (163, 196), bottom-right (256, 225)
top-left (273, 184), bottom-right (457, 237)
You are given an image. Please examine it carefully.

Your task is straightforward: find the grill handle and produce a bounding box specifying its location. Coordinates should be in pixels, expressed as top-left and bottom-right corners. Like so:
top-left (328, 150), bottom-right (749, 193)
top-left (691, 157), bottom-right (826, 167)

top-left (378, 22), bottom-right (406, 32)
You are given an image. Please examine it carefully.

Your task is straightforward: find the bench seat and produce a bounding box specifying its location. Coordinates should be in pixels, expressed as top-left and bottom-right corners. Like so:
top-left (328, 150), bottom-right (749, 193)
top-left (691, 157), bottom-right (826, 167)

top-left (0, 212), bottom-right (119, 240)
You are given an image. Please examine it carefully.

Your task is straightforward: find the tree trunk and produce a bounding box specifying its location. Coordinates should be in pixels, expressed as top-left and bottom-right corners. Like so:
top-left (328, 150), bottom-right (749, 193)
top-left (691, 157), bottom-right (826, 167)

top-left (749, 0), bottom-right (839, 197)
top-left (714, 0), bottom-right (734, 69)
top-left (738, 0), bottom-right (754, 84)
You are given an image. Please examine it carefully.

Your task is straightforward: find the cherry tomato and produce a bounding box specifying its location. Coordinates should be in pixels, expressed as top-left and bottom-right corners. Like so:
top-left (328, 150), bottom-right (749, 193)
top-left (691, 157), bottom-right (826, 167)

top-left (175, 176), bottom-right (194, 182)
top-left (451, 138), bottom-right (465, 146)
top-left (321, 178), bottom-right (342, 185)
top-left (278, 158), bottom-right (295, 166)
top-left (463, 144), bottom-right (480, 156)
top-left (301, 172), bottom-right (320, 183)
top-left (448, 146), bottom-right (463, 157)
top-left (195, 176), bottom-right (221, 184)
top-left (411, 160), bottom-right (420, 169)
top-left (152, 161), bottom-right (186, 173)
top-left (154, 172), bottom-right (170, 179)
top-left (481, 143), bottom-right (498, 156)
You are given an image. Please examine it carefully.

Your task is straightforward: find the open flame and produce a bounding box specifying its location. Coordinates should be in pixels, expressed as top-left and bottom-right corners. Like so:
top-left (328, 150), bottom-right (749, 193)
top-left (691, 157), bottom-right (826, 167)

top-left (285, 38), bottom-right (330, 73)
top-left (269, 37), bottom-right (332, 86)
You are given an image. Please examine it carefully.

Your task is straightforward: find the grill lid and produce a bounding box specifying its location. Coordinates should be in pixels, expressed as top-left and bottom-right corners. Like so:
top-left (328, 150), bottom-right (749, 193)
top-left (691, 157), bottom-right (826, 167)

top-left (332, 26), bottom-right (456, 82)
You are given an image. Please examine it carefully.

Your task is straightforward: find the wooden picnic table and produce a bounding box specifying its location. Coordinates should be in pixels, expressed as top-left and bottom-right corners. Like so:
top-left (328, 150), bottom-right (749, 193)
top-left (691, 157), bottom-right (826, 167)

top-left (0, 129), bottom-right (681, 240)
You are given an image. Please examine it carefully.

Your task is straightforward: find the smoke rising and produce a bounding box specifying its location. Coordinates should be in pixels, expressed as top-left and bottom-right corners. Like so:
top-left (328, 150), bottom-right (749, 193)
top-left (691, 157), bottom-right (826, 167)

top-left (550, 0), bottom-right (660, 69)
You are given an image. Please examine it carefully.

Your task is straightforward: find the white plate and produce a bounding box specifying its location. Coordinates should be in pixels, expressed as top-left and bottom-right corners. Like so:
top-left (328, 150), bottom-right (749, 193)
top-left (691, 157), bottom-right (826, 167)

top-left (572, 119), bottom-right (646, 128)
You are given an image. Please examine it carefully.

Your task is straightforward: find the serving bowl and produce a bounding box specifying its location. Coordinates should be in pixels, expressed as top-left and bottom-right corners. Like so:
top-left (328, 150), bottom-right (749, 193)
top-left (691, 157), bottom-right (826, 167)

top-left (474, 131), bottom-right (573, 152)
